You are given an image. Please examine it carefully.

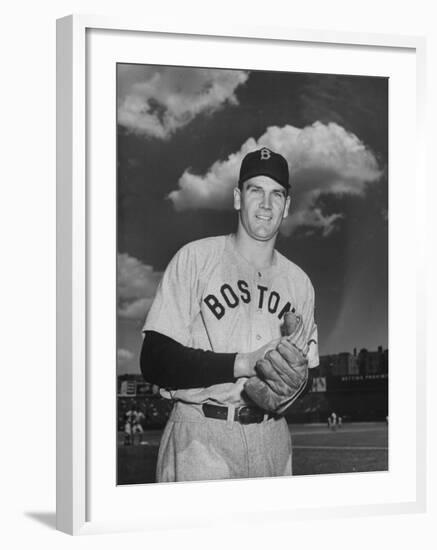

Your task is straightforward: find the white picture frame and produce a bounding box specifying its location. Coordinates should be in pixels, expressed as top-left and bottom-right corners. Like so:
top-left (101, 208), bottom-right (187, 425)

top-left (56, 14), bottom-right (427, 535)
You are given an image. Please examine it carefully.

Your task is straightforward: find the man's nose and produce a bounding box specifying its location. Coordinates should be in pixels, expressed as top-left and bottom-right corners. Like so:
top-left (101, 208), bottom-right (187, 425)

top-left (260, 192), bottom-right (272, 209)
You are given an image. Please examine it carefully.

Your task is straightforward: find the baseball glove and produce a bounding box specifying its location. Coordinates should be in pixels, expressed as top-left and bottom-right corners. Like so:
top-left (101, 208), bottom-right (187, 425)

top-left (244, 311), bottom-right (309, 414)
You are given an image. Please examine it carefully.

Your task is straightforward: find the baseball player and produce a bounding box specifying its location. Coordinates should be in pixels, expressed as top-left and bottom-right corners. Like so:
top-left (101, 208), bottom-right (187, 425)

top-left (124, 407), bottom-right (134, 446)
top-left (330, 411), bottom-right (337, 431)
top-left (140, 148), bottom-right (319, 482)
top-left (124, 405), bottom-right (145, 445)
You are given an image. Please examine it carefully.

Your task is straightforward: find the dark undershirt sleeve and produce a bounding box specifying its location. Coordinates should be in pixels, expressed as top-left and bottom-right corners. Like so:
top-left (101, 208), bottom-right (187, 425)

top-left (140, 330), bottom-right (237, 390)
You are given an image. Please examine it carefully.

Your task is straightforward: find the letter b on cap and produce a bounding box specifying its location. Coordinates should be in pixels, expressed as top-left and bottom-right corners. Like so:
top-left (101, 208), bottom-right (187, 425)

top-left (260, 148), bottom-right (271, 160)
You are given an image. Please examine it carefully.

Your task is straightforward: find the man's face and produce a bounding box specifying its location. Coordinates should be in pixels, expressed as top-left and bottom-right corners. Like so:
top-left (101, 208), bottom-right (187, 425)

top-left (234, 176), bottom-right (290, 242)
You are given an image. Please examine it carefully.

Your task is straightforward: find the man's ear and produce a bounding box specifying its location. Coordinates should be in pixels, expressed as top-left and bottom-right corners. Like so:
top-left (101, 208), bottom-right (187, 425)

top-left (283, 195), bottom-right (291, 219)
top-left (233, 187), bottom-right (241, 211)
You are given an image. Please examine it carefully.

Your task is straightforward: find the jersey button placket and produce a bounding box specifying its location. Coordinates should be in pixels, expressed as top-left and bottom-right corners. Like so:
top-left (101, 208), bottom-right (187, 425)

top-left (253, 270), bottom-right (267, 345)
top-left (255, 271), bottom-right (263, 314)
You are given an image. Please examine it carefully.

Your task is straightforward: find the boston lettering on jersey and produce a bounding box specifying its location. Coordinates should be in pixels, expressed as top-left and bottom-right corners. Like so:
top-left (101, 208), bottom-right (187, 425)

top-left (203, 280), bottom-right (296, 320)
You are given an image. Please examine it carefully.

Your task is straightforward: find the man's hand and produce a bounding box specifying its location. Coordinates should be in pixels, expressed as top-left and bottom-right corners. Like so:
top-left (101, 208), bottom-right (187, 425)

top-left (233, 338), bottom-right (280, 379)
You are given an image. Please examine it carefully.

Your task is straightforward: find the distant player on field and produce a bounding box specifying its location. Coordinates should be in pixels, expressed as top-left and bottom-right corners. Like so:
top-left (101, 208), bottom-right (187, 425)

top-left (124, 405), bottom-right (144, 446)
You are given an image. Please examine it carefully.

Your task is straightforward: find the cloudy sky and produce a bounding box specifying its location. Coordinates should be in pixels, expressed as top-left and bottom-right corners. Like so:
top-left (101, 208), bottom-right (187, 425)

top-left (117, 64), bottom-right (388, 375)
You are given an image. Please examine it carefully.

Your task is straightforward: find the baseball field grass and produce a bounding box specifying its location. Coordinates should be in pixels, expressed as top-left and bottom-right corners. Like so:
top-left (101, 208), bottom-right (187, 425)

top-left (117, 421), bottom-right (388, 485)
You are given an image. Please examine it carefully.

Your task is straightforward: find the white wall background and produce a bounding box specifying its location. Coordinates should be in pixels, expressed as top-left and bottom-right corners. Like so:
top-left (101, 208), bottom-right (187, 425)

top-left (0, 0), bottom-right (434, 547)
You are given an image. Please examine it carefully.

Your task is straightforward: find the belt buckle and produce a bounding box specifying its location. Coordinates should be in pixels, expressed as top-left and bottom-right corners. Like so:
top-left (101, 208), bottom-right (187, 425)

top-left (237, 406), bottom-right (259, 424)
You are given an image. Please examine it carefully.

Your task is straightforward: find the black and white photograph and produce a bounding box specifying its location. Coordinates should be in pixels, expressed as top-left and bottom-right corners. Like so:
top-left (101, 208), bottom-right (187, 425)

top-left (1, 0), bottom-right (433, 542)
top-left (116, 63), bottom-right (388, 485)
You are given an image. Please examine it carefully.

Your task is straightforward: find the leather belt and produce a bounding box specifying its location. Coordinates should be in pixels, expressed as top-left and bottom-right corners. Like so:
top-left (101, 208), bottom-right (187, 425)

top-left (202, 403), bottom-right (277, 424)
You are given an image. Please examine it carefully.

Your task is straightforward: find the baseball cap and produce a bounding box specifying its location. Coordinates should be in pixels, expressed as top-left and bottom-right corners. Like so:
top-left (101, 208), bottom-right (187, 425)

top-left (238, 148), bottom-right (290, 191)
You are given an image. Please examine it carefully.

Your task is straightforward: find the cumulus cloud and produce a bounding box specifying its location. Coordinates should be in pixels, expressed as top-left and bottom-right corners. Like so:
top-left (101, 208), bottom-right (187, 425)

top-left (117, 253), bottom-right (163, 321)
top-left (168, 122), bottom-right (383, 236)
top-left (118, 65), bottom-right (249, 139)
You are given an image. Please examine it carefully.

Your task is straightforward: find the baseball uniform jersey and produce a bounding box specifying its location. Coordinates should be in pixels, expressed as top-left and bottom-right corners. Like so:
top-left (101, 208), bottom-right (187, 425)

top-left (143, 234), bottom-right (318, 405)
